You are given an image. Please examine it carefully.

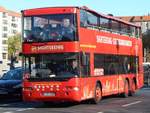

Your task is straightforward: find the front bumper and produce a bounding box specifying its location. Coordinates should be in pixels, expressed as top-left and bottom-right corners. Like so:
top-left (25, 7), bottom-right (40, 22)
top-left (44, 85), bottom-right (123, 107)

top-left (23, 88), bottom-right (81, 102)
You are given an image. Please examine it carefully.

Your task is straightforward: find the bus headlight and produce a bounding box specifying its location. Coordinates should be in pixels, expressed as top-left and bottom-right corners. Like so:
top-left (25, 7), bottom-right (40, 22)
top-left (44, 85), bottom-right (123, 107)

top-left (65, 86), bottom-right (80, 91)
top-left (73, 87), bottom-right (80, 91)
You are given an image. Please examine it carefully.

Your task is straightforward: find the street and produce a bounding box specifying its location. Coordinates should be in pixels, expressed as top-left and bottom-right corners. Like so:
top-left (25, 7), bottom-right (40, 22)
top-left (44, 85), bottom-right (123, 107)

top-left (0, 88), bottom-right (150, 113)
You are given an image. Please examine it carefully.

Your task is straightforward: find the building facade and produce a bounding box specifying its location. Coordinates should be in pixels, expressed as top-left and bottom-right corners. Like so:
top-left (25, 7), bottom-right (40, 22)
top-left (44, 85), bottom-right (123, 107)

top-left (0, 6), bottom-right (21, 75)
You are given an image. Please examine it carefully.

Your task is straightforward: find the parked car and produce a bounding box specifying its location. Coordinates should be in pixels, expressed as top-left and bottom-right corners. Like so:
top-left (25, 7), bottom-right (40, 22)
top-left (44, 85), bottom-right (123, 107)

top-left (0, 68), bottom-right (23, 96)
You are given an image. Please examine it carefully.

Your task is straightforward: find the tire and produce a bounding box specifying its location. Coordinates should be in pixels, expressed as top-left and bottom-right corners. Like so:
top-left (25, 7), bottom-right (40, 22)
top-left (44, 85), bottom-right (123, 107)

top-left (122, 80), bottom-right (129, 98)
top-left (91, 83), bottom-right (102, 104)
top-left (129, 80), bottom-right (136, 96)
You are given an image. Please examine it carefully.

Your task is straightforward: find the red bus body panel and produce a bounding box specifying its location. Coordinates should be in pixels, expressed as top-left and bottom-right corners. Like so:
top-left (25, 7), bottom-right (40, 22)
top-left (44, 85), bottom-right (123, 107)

top-left (23, 7), bottom-right (77, 16)
top-left (23, 78), bottom-right (81, 102)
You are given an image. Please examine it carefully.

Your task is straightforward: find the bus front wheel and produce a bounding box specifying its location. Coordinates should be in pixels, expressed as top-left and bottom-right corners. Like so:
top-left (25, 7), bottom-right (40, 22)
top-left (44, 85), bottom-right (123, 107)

top-left (92, 83), bottom-right (102, 104)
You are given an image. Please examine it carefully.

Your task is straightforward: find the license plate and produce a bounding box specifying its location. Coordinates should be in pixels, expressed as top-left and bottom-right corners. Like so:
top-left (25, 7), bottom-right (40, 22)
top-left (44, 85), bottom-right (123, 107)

top-left (43, 92), bottom-right (55, 96)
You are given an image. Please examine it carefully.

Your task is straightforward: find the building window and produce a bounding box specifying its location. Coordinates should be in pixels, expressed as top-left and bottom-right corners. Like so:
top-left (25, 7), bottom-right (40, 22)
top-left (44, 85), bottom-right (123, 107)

top-left (3, 33), bottom-right (7, 38)
top-left (3, 20), bottom-right (8, 24)
top-left (2, 12), bottom-right (7, 18)
top-left (2, 53), bottom-right (7, 59)
top-left (2, 40), bottom-right (7, 44)
top-left (3, 47), bottom-right (8, 51)
top-left (12, 16), bottom-right (15, 21)
top-left (12, 30), bottom-right (17, 34)
top-left (11, 23), bottom-right (17, 28)
top-left (3, 27), bottom-right (8, 31)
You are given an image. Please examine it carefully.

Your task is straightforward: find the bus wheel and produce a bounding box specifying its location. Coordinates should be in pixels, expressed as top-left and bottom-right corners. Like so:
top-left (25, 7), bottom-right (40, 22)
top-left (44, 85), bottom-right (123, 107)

top-left (129, 80), bottom-right (136, 96)
top-left (123, 80), bottom-right (129, 98)
top-left (92, 83), bottom-right (102, 104)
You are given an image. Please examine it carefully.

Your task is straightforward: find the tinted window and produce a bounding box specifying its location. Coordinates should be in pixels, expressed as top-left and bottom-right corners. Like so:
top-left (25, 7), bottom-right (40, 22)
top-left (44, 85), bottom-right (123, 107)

top-left (135, 27), bottom-right (140, 38)
top-left (100, 17), bottom-right (109, 29)
top-left (1, 69), bottom-right (22, 80)
top-left (120, 23), bottom-right (128, 34)
top-left (111, 20), bottom-right (119, 32)
top-left (80, 10), bottom-right (88, 27)
top-left (13, 70), bottom-right (23, 80)
top-left (87, 12), bottom-right (98, 26)
top-left (129, 26), bottom-right (135, 36)
top-left (94, 54), bottom-right (139, 75)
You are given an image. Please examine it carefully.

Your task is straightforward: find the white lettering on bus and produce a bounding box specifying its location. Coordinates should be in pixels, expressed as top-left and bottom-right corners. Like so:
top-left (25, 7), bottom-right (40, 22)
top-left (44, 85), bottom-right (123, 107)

top-left (96, 36), bottom-right (112, 44)
top-left (96, 35), bottom-right (132, 47)
top-left (31, 45), bottom-right (64, 52)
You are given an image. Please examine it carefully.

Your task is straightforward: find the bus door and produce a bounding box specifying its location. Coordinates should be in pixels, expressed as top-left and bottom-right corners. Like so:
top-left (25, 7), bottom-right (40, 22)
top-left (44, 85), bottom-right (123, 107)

top-left (80, 53), bottom-right (92, 100)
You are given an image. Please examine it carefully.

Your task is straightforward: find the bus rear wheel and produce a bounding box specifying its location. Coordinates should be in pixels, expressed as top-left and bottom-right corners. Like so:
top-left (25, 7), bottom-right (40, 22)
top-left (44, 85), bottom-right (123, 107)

top-left (91, 83), bottom-right (102, 104)
top-left (129, 80), bottom-right (136, 96)
top-left (122, 80), bottom-right (129, 98)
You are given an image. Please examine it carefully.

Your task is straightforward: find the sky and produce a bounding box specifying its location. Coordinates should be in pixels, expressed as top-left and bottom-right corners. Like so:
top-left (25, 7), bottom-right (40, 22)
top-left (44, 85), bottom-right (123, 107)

top-left (0, 0), bottom-right (149, 16)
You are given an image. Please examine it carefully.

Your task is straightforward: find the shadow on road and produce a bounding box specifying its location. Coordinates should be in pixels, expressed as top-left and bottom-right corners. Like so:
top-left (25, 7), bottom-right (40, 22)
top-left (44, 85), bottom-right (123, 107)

top-left (0, 95), bottom-right (22, 104)
top-left (0, 89), bottom-right (144, 109)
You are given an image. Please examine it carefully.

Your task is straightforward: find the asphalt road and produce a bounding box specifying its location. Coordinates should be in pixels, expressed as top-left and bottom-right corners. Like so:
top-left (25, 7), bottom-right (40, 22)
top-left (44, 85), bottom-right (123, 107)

top-left (0, 87), bottom-right (150, 113)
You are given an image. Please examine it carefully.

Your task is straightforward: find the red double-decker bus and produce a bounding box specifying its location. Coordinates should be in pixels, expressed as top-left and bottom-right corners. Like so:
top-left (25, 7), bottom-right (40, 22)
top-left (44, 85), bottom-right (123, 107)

top-left (22, 6), bottom-right (143, 104)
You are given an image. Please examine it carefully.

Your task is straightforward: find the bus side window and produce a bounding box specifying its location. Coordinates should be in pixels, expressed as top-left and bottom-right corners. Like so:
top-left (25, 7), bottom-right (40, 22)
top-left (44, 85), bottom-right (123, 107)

top-left (86, 11), bottom-right (99, 28)
top-left (100, 17), bottom-right (109, 30)
top-left (80, 10), bottom-right (88, 27)
top-left (129, 26), bottom-right (136, 37)
top-left (120, 23), bottom-right (128, 35)
top-left (111, 20), bottom-right (119, 33)
top-left (135, 27), bottom-right (140, 38)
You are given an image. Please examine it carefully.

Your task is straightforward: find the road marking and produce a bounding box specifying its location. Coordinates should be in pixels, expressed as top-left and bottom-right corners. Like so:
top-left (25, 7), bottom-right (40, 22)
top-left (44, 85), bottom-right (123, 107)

top-left (3, 112), bottom-right (14, 113)
top-left (1, 104), bottom-right (10, 107)
top-left (122, 101), bottom-right (142, 107)
top-left (16, 108), bottom-right (34, 112)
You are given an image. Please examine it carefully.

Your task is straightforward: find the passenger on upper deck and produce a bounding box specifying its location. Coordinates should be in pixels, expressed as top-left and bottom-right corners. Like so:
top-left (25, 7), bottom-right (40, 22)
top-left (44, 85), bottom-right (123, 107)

top-left (61, 18), bottom-right (75, 41)
top-left (41, 24), bottom-right (51, 41)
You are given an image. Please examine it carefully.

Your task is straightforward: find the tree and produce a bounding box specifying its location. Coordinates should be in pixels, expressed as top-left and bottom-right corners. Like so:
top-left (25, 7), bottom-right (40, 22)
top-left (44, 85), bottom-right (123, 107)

top-left (8, 34), bottom-right (21, 69)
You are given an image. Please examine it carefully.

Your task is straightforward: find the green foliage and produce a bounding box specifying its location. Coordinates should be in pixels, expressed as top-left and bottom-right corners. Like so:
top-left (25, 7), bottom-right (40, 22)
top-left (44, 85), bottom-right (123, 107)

top-left (8, 34), bottom-right (21, 59)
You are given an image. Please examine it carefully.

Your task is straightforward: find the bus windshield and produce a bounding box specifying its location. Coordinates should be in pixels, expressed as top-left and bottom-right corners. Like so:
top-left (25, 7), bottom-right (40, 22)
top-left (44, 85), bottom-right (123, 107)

top-left (24, 53), bottom-right (79, 81)
top-left (23, 14), bottom-right (77, 42)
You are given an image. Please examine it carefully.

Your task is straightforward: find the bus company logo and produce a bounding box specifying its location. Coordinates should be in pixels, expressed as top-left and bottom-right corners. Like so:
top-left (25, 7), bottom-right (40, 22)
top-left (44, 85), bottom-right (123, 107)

top-left (96, 35), bottom-right (132, 47)
top-left (31, 45), bottom-right (64, 52)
